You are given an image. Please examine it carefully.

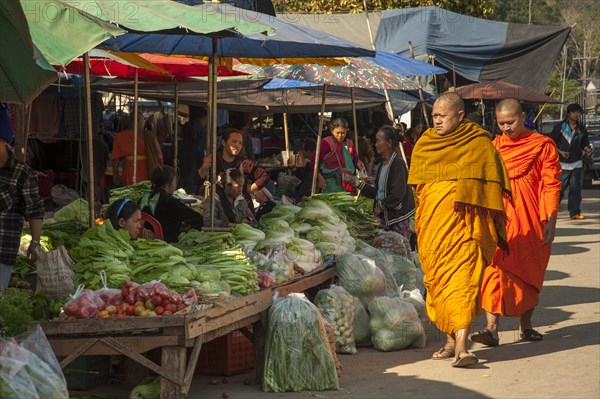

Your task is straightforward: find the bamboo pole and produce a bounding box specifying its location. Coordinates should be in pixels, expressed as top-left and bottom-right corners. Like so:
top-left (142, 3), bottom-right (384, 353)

top-left (351, 87), bottom-right (360, 158)
top-left (83, 52), bottom-right (95, 226)
top-left (311, 85), bottom-right (328, 195)
top-left (173, 81), bottom-right (179, 173)
top-left (209, 37), bottom-right (218, 227)
top-left (283, 112), bottom-right (291, 174)
top-left (132, 68), bottom-right (139, 184)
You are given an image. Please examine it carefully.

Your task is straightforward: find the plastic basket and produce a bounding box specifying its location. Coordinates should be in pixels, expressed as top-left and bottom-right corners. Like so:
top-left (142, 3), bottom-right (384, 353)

top-left (196, 327), bottom-right (255, 376)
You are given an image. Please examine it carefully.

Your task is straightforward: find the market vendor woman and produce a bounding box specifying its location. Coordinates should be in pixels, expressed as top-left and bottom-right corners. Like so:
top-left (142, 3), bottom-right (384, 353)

top-left (140, 166), bottom-right (203, 243)
top-left (203, 168), bottom-right (254, 227)
top-left (107, 199), bottom-right (142, 240)
top-left (344, 126), bottom-right (415, 240)
top-left (0, 104), bottom-right (44, 289)
top-left (196, 128), bottom-right (270, 215)
top-left (315, 118), bottom-right (364, 193)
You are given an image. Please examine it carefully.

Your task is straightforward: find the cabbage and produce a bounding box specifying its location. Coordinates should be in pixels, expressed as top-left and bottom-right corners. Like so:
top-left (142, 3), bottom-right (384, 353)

top-left (168, 264), bottom-right (195, 280)
top-left (200, 280), bottom-right (231, 295)
top-left (129, 376), bottom-right (160, 399)
top-left (335, 253), bottom-right (386, 307)
top-left (232, 224), bottom-right (266, 251)
top-left (286, 238), bottom-right (322, 274)
top-left (195, 267), bottom-right (221, 282)
top-left (260, 204), bottom-right (301, 224)
top-left (295, 199), bottom-right (340, 224)
top-left (368, 296), bottom-right (426, 351)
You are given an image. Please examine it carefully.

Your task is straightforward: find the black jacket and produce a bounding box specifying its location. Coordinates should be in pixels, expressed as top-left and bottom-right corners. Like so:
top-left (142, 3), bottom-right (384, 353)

top-left (549, 120), bottom-right (590, 164)
top-left (140, 191), bottom-right (203, 243)
top-left (357, 152), bottom-right (415, 227)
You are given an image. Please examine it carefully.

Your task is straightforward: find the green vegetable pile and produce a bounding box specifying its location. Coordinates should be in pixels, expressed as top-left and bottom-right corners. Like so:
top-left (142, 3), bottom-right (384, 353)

top-left (129, 376), bottom-right (160, 399)
top-left (130, 239), bottom-right (188, 284)
top-left (41, 220), bottom-right (88, 253)
top-left (0, 289), bottom-right (65, 337)
top-left (311, 192), bottom-right (379, 241)
top-left (71, 222), bottom-right (134, 289)
top-left (263, 293), bottom-right (339, 392)
top-left (107, 180), bottom-right (152, 205)
top-left (176, 230), bottom-right (259, 295)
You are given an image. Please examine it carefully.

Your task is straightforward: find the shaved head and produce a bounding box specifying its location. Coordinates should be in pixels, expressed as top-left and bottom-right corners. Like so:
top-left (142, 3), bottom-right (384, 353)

top-left (496, 98), bottom-right (522, 114)
top-left (436, 92), bottom-right (465, 112)
top-left (495, 98), bottom-right (527, 139)
top-left (432, 92), bottom-right (465, 135)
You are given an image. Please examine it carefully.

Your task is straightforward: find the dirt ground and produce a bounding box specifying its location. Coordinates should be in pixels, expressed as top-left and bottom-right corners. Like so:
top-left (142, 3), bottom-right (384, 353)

top-left (83, 187), bottom-right (600, 399)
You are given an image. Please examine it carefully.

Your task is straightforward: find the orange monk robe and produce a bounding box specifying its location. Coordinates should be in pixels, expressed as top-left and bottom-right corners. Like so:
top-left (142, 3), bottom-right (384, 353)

top-left (409, 121), bottom-right (511, 335)
top-left (112, 129), bottom-right (148, 186)
top-left (481, 131), bottom-right (561, 316)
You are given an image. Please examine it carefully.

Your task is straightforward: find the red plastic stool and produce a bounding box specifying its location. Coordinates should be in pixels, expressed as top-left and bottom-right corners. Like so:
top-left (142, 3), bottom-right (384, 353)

top-left (140, 212), bottom-right (164, 240)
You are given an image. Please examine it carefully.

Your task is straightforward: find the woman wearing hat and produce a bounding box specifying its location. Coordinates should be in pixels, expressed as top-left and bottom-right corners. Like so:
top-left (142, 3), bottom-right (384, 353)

top-left (0, 104), bottom-right (44, 289)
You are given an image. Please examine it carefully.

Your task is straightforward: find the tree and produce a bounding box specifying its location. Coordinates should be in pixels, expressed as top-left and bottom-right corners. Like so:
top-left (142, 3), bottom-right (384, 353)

top-left (273, 0), bottom-right (494, 18)
top-left (543, 70), bottom-right (581, 118)
top-left (489, 0), bottom-right (562, 25)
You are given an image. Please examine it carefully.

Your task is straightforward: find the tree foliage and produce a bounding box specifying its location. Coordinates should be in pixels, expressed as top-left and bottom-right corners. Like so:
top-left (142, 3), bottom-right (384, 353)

top-left (273, 0), bottom-right (494, 18)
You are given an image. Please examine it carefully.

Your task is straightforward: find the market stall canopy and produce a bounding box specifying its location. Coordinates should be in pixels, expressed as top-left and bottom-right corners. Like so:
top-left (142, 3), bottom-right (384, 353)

top-left (66, 0), bottom-right (274, 36)
top-left (456, 80), bottom-right (561, 103)
top-left (375, 6), bottom-right (570, 92)
top-left (98, 3), bottom-right (375, 62)
top-left (65, 52), bottom-right (247, 80)
top-left (1, 0), bottom-right (57, 104)
top-left (92, 78), bottom-right (386, 113)
top-left (280, 8), bottom-right (570, 92)
top-left (234, 59), bottom-right (420, 90)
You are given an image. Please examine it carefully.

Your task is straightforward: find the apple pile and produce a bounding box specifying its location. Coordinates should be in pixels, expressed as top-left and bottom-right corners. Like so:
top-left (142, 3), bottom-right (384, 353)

top-left (63, 280), bottom-right (197, 319)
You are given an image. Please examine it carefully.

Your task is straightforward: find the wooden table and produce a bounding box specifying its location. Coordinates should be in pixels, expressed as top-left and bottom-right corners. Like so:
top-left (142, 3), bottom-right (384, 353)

top-left (42, 267), bottom-right (335, 398)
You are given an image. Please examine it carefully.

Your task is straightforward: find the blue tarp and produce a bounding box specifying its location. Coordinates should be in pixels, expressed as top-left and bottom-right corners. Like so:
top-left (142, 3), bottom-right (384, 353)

top-left (375, 6), bottom-right (569, 91)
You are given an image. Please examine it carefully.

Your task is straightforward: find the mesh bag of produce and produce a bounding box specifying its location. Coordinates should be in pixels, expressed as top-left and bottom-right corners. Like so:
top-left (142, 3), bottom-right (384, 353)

top-left (314, 285), bottom-right (357, 354)
top-left (335, 253), bottom-right (386, 308)
top-left (372, 229), bottom-right (411, 257)
top-left (263, 293), bottom-right (339, 392)
top-left (368, 296), bottom-right (426, 351)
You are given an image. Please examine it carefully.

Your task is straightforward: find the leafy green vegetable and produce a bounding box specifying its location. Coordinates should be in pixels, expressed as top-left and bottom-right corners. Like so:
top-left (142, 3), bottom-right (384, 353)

top-left (368, 296), bottom-right (426, 351)
top-left (129, 376), bottom-right (160, 399)
top-left (335, 253), bottom-right (386, 308)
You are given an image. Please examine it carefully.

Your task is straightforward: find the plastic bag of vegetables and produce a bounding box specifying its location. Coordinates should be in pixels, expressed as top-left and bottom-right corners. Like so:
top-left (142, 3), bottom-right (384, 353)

top-left (372, 229), bottom-right (411, 257)
top-left (314, 285), bottom-right (357, 354)
top-left (335, 253), bottom-right (386, 308)
top-left (0, 325), bottom-right (68, 399)
top-left (263, 293), bottom-right (339, 392)
top-left (358, 245), bottom-right (400, 297)
top-left (368, 296), bottom-right (426, 351)
top-left (352, 297), bottom-right (371, 346)
top-left (389, 255), bottom-right (418, 292)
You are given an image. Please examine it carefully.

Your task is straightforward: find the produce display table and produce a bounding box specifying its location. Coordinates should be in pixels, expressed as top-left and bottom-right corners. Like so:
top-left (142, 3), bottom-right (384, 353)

top-left (41, 267), bottom-right (335, 398)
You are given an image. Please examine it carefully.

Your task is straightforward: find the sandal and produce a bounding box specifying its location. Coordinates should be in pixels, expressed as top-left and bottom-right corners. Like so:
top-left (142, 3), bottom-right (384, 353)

top-left (451, 351), bottom-right (479, 368)
top-left (432, 347), bottom-right (455, 360)
top-left (521, 328), bottom-right (543, 341)
top-left (470, 329), bottom-right (499, 347)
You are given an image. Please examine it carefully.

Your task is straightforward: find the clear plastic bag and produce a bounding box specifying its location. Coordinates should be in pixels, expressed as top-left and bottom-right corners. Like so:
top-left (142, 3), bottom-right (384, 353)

top-left (63, 284), bottom-right (105, 319)
top-left (358, 244), bottom-right (400, 297)
top-left (314, 285), bottom-right (357, 354)
top-left (263, 293), bottom-right (339, 392)
top-left (368, 296), bottom-right (426, 351)
top-left (96, 271), bottom-right (124, 305)
top-left (0, 325), bottom-right (68, 398)
top-left (352, 296), bottom-right (371, 346)
top-left (335, 253), bottom-right (386, 308)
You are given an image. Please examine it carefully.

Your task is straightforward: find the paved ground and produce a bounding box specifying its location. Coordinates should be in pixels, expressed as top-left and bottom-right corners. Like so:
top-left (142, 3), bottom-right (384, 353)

top-left (86, 187), bottom-right (600, 399)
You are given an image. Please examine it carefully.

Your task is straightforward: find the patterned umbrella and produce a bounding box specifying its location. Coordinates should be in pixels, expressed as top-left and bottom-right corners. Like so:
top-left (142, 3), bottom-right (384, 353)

top-left (234, 58), bottom-right (420, 90)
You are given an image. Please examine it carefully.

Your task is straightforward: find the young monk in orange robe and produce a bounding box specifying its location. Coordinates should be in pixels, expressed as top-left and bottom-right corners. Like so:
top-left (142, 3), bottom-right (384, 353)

top-left (471, 99), bottom-right (561, 346)
top-left (408, 93), bottom-right (511, 367)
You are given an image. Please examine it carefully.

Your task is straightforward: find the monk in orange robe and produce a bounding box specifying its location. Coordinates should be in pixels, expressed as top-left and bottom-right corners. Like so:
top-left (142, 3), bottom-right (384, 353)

top-left (408, 93), bottom-right (511, 367)
top-left (112, 113), bottom-right (162, 187)
top-left (471, 99), bottom-right (561, 346)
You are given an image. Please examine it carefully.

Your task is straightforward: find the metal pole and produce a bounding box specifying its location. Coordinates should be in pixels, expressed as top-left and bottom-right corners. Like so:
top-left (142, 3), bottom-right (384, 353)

top-left (83, 52), bottom-right (95, 226)
top-left (173, 81), bottom-right (179, 173)
top-left (311, 85), bottom-right (328, 195)
top-left (350, 87), bottom-right (360, 157)
top-left (528, 0), bottom-right (532, 25)
top-left (560, 46), bottom-right (567, 119)
top-left (409, 41), bottom-right (430, 128)
top-left (362, 0), bottom-right (394, 122)
top-left (133, 68), bottom-right (139, 184)
top-left (283, 112), bottom-right (291, 174)
top-left (209, 37), bottom-right (218, 227)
